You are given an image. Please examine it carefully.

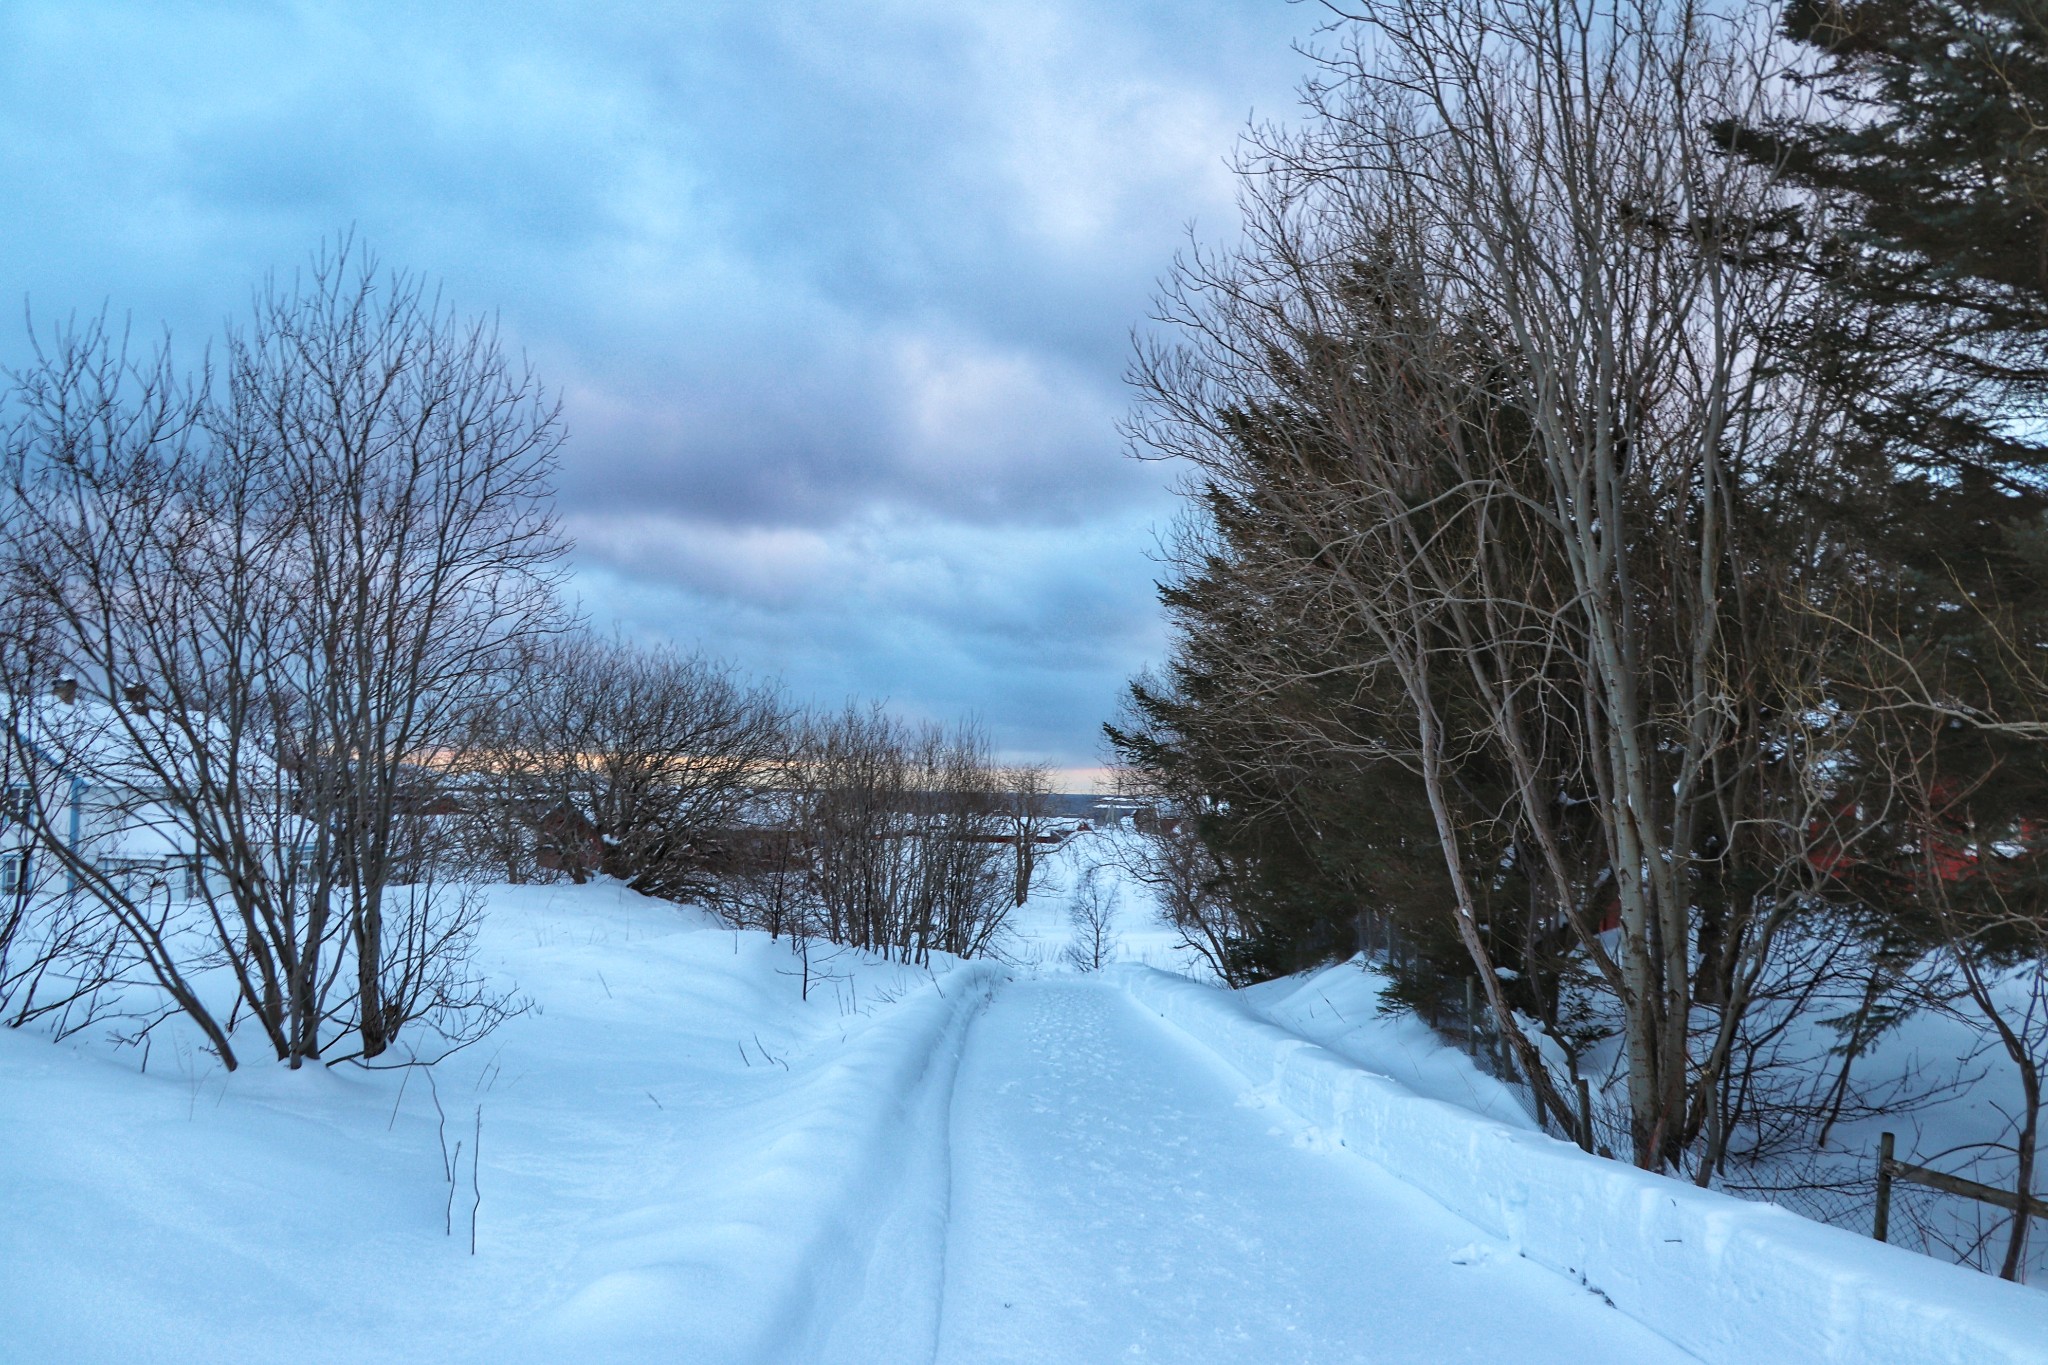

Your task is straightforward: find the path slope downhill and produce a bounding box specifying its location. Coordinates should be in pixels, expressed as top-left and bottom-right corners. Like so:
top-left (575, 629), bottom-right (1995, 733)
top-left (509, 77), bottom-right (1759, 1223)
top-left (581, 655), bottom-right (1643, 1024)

top-left (927, 976), bottom-right (1693, 1365)
top-left (1113, 964), bottom-right (2048, 1365)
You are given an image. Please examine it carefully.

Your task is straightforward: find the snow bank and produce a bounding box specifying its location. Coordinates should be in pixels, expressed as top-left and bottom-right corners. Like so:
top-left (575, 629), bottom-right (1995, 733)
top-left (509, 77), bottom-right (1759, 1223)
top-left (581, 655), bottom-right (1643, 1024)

top-left (0, 882), bottom-right (1001, 1364)
top-left (1110, 964), bottom-right (2048, 1365)
top-left (542, 955), bottom-right (1003, 1365)
top-left (1238, 958), bottom-right (1537, 1131)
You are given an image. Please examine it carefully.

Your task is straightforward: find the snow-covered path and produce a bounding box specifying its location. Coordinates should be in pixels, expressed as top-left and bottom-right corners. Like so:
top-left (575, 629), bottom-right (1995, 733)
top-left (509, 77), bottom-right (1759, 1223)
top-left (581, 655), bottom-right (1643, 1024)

top-left (930, 977), bottom-right (1694, 1364)
top-left (6, 874), bottom-right (2040, 1363)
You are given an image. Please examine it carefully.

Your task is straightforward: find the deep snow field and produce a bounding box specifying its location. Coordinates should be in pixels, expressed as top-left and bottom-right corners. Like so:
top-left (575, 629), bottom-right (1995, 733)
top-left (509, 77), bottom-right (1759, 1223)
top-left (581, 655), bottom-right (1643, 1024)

top-left (3, 831), bottom-right (2046, 1363)
top-left (0, 878), bottom-right (999, 1364)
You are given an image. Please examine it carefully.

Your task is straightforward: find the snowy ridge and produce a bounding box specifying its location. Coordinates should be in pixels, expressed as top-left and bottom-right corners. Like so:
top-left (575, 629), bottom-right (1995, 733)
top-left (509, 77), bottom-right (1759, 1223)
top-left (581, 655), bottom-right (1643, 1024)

top-left (1238, 959), bottom-right (1539, 1131)
top-left (1109, 964), bottom-right (2048, 1365)
top-left (536, 956), bottom-right (1002, 1365)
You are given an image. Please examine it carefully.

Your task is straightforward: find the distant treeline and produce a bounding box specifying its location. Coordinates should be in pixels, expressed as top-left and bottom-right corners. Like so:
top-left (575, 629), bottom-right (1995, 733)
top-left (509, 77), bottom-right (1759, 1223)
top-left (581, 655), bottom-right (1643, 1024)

top-left (0, 240), bottom-right (1057, 1077)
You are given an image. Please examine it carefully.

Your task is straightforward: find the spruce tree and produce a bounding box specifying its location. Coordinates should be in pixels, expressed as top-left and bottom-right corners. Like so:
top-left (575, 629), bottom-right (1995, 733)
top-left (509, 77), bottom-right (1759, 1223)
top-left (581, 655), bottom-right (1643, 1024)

top-left (1742, 0), bottom-right (2048, 479)
top-left (1738, 3), bottom-right (2048, 1273)
top-left (1733, 1), bottom-right (2048, 854)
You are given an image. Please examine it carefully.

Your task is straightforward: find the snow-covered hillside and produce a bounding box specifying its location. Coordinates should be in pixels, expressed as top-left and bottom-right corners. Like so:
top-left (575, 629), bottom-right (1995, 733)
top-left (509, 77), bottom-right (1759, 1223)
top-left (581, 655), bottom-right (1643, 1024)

top-left (2, 837), bottom-right (2044, 1362)
top-left (0, 882), bottom-right (989, 1361)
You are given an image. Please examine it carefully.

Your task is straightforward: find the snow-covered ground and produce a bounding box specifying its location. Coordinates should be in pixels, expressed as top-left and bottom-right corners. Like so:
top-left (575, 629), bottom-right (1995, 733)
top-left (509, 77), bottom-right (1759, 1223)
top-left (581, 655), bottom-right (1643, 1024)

top-left (3, 834), bottom-right (2044, 1361)
top-left (0, 883), bottom-right (992, 1363)
top-left (930, 974), bottom-right (1687, 1364)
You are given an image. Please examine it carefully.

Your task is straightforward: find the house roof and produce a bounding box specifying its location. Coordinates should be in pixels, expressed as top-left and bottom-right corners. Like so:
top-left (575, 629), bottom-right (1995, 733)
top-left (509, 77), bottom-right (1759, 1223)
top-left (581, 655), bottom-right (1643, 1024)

top-left (5, 686), bottom-right (310, 857)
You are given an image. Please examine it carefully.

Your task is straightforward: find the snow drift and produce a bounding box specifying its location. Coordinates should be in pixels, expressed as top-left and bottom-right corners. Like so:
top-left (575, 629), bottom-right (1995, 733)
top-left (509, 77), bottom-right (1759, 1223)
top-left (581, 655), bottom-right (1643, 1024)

top-left (1110, 963), bottom-right (2048, 1365)
top-left (0, 883), bottom-right (1000, 1365)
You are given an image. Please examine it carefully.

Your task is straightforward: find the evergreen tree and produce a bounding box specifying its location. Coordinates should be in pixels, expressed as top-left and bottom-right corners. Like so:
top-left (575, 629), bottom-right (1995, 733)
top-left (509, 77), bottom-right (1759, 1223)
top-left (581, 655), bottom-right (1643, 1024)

top-left (1737, 3), bottom-right (2048, 1271)
top-left (1735, 0), bottom-right (2048, 888)
top-left (1110, 263), bottom-right (1584, 1026)
top-left (1739, 0), bottom-right (2048, 480)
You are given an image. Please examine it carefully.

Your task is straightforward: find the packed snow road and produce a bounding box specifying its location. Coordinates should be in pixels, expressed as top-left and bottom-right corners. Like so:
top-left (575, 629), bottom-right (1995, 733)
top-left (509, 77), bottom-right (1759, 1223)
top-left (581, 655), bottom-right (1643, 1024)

top-left (925, 976), bottom-right (1693, 1365)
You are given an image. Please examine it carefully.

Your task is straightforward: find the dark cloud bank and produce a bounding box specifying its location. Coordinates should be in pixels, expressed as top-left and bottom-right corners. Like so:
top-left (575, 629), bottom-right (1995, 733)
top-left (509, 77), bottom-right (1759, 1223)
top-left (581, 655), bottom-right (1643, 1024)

top-left (0, 0), bottom-right (1313, 776)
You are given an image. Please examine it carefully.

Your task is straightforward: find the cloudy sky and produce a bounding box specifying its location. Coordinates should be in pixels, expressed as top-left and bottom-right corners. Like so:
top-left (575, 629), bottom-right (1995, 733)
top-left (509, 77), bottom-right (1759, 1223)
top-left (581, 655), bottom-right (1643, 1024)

top-left (1, 1), bottom-right (1316, 782)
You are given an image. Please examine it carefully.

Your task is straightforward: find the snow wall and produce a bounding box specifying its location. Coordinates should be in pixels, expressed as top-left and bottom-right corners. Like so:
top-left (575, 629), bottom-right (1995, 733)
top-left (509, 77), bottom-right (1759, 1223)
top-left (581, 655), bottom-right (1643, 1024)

top-left (732, 959), bottom-right (1002, 1365)
top-left (1109, 964), bottom-right (2048, 1365)
top-left (541, 960), bottom-right (1002, 1365)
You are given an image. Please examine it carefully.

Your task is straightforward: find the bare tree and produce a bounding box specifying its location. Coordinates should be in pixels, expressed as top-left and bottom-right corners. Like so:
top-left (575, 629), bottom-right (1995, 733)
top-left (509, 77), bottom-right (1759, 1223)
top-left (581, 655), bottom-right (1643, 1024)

top-left (0, 240), bottom-right (567, 1067)
top-left (907, 721), bottom-right (1014, 959)
top-left (472, 632), bottom-right (787, 902)
top-left (224, 240), bottom-right (569, 1061)
top-left (719, 746), bottom-right (816, 941)
top-left (799, 703), bottom-right (911, 954)
top-left (2, 321), bottom-right (288, 1069)
top-left (439, 678), bottom-right (546, 885)
top-left (1099, 752), bottom-right (1252, 984)
top-left (770, 712), bottom-right (1015, 965)
top-left (1002, 762), bottom-right (1055, 907)
top-left (0, 615), bottom-right (128, 1038)
top-left (1130, 0), bottom-right (1848, 1162)
top-left (1062, 864), bottom-right (1122, 972)
top-left (1863, 704), bottom-right (2048, 1280)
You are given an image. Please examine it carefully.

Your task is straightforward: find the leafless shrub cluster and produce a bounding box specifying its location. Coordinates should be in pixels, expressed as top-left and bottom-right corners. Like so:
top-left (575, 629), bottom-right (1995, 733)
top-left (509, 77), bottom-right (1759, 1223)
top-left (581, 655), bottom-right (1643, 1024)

top-left (722, 704), bottom-right (1028, 964)
top-left (447, 632), bottom-right (788, 900)
top-left (0, 239), bottom-right (566, 1068)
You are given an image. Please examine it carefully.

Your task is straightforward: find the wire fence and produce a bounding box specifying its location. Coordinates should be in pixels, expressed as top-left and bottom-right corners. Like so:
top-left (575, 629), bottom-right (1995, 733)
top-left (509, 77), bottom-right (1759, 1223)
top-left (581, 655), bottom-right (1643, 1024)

top-left (1353, 922), bottom-right (2048, 1284)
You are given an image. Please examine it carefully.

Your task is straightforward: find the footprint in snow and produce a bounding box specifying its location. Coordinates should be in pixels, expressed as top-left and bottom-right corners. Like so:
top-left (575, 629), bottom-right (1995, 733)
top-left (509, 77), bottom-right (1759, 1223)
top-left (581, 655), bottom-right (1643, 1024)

top-left (1449, 1242), bottom-right (1495, 1266)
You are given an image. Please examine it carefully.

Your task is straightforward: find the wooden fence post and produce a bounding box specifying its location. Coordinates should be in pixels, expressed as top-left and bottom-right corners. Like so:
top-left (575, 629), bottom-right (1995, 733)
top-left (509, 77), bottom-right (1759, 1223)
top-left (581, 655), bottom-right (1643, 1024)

top-left (1869, 1134), bottom-right (2046, 1235)
top-left (1874, 1131), bottom-right (1895, 1243)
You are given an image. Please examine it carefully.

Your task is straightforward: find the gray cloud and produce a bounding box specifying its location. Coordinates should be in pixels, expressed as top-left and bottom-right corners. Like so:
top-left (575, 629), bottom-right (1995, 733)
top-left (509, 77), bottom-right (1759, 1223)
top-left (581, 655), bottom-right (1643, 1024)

top-left (0, 0), bottom-right (1310, 769)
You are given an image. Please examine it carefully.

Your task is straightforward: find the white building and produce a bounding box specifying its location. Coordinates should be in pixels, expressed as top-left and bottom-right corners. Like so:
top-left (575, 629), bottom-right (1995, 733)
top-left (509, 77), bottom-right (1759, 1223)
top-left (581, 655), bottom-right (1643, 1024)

top-left (2, 680), bottom-right (308, 907)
